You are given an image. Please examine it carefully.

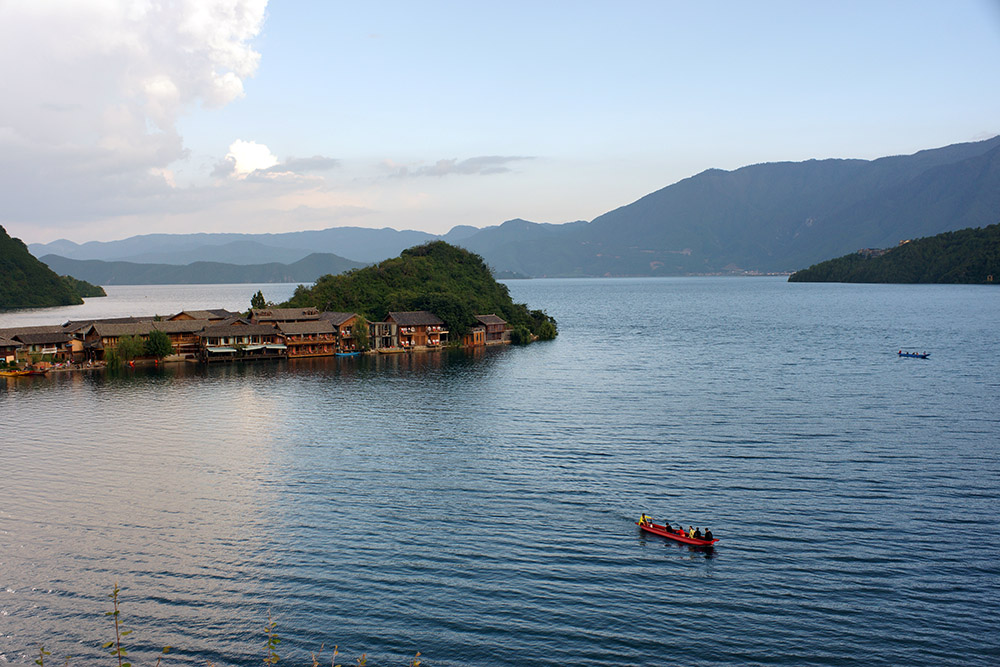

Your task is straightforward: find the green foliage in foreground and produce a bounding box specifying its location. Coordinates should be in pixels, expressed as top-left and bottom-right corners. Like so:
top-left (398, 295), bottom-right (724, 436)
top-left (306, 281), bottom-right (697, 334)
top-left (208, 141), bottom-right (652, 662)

top-left (789, 223), bottom-right (1000, 284)
top-left (0, 225), bottom-right (85, 309)
top-left (283, 241), bottom-right (558, 339)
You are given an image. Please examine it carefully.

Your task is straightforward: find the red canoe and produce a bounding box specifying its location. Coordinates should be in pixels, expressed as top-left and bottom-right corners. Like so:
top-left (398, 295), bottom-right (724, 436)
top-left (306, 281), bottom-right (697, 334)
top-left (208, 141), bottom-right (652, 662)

top-left (636, 521), bottom-right (719, 546)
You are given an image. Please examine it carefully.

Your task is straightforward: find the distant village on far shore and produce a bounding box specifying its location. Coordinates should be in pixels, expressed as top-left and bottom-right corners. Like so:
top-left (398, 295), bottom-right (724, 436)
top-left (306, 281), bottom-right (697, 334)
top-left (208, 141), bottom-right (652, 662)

top-left (0, 307), bottom-right (513, 371)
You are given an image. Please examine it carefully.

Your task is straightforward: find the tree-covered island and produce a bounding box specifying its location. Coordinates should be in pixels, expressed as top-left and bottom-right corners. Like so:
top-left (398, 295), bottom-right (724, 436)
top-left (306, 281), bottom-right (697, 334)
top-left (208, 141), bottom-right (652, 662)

top-left (789, 223), bottom-right (1000, 284)
top-left (282, 241), bottom-right (557, 342)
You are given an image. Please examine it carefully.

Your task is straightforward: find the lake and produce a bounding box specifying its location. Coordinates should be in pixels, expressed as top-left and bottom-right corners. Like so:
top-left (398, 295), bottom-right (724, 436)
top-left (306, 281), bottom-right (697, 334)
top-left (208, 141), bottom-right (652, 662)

top-left (1, 278), bottom-right (998, 666)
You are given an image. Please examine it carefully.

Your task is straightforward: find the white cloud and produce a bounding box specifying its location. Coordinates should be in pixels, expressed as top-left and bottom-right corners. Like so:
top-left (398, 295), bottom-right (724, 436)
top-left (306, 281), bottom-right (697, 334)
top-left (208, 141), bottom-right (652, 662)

top-left (0, 0), bottom-right (268, 231)
top-left (225, 140), bottom-right (279, 176)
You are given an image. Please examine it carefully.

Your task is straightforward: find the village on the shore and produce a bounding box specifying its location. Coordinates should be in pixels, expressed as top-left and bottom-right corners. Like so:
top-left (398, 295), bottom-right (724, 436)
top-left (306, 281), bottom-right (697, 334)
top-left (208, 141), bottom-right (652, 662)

top-left (0, 307), bottom-right (513, 371)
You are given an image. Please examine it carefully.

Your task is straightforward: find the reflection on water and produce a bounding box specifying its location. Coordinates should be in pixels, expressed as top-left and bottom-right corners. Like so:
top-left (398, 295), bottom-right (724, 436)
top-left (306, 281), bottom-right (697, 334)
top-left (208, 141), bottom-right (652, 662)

top-left (2, 279), bottom-right (999, 667)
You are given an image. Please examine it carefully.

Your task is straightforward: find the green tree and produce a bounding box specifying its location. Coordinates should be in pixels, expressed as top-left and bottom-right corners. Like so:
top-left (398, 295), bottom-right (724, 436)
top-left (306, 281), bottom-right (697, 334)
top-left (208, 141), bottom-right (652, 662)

top-left (509, 326), bottom-right (532, 345)
top-left (536, 319), bottom-right (557, 341)
top-left (251, 290), bottom-right (267, 310)
top-left (144, 329), bottom-right (174, 359)
top-left (351, 317), bottom-right (370, 351)
top-left (116, 335), bottom-right (146, 362)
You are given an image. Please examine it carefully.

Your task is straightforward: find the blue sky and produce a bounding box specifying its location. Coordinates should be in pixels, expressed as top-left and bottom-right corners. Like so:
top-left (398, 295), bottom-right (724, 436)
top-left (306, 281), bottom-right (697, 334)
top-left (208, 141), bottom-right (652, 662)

top-left (2, 1), bottom-right (998, 244)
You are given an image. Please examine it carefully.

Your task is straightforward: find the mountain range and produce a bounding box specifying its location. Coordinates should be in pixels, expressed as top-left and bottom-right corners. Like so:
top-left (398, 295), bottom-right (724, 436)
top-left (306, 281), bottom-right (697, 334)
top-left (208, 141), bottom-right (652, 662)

top-left (39, 252), bottom-right (365, 285)
top-left (28, 136), bottom-right (1000, 279)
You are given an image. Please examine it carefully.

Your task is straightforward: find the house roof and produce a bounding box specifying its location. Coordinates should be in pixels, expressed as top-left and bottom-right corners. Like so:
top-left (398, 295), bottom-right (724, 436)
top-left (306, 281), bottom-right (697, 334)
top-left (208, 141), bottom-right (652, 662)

top-left (198, 323), bottom-right (279, 338)
top-left (0, 325), bottom-right (68, 339)
top-left (251, 307), bottom-right (320, 322)
top-left (63, 316), bottom-right (154, 332)
top-left (277, 320), bottom-right (337, 335)
top-left (319, 311), bottom-right (358, 326)
top-left (13, 332), bottom-right (71, 345)
top-left (87, 320), bottom-right (213, 337)
top-left (0, 337), bottom-right (22, 349)
top-left (386, 311), bottom-right (444, 326)
top-left (475, 314), bottom-right (507, 326)
top-left (168, 309), bottom-right (239, 321)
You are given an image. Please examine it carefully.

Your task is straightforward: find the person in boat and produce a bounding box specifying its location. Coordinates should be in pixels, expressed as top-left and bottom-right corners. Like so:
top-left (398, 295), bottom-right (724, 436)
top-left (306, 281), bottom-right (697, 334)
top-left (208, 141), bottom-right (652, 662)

top-left (704, 529), bottom-right (713, 541)
top-left (687, 526), bottom-right (695, 538)
top-left (693, 528), bottom-right (702, 539)
top-left (639, 513), bottom-right (651, 526)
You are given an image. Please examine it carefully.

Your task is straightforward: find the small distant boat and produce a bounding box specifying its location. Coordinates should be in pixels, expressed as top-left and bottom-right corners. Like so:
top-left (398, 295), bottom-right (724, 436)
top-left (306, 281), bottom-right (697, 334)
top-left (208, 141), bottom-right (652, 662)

top-left (898, 350), bottom-right (930, 359)
top-left (636, 520), bottom-right (719, 546)
top-left (335, 351), bottom-right (361, 357)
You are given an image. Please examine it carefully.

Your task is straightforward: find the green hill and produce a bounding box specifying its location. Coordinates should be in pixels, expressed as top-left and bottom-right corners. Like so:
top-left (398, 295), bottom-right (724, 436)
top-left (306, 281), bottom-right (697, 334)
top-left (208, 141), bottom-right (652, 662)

top-left (282, 241), bottom-right (557, 338)
top-left (788, 223), bottom-right (1000, 284)
top-left (0, 225), bottom-right (104, 309)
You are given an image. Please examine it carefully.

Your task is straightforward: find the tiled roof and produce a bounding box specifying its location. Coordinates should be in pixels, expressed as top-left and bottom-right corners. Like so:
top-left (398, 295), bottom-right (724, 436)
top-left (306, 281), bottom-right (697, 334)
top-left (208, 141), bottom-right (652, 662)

top-left (13, 332), bottom-right (71, 345)
top-left (319, 311), bottom-right (358, 326)
top-left (199, 323), bottom-right (279, 338)
top-left (386, 311), bottom-right (444, 326)
top-left (63, 316), bottom-right (154, 331)
top-left (277, 320), bottom-right (337, 335)
top-left (475, 314), bottom-right (507, 326)
top-left (88, 320), bottom-right (213, 337)
top-left (0, 337), bottom-right (22, 349)
top-left (252, 307), bottom-right (320, 322)
top-left (0, 325), bottom-right (68, 338)
top-left (169, 309), bottom-right (239, 321)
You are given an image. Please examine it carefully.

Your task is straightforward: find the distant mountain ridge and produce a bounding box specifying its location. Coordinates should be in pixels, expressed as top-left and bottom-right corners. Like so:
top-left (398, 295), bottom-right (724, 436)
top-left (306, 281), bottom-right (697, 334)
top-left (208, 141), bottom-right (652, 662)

top-left (40, 252), bottom-right (365, 285)
top-left (28, 136), bottom-right (1000, 278)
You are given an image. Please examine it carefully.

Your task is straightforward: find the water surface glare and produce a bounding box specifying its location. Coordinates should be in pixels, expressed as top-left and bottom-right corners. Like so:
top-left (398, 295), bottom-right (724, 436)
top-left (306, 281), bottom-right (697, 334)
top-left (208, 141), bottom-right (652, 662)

top-left (1, 278), bottom-right (998, 666)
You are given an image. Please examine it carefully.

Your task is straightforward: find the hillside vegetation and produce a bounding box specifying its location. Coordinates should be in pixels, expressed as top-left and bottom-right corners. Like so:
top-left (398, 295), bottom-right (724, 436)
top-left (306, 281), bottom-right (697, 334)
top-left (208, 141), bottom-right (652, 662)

top-left (0, 225), bottom-right (103, 309)
top-left (788, 223), bottom-right (1000, 283)
top-left (282, 241), bottom-right (557, 338)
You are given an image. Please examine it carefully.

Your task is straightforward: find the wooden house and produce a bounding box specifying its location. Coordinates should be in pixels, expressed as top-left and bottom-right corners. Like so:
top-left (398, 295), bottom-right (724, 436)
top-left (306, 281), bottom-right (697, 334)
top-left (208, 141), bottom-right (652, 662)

top-left (385, 311), bottom-right (447, 349)
top-left (475, 314), bottom-right (509, 344)
top-left (462, 326), bottom-right (486, 347)
top-left (320, 311), bottom-right (364, 352)
top-left (12, 331), bottom-right (73, 362)
top-left (80, 320), bottom-right (213, 361)
top-left (0, 337), bottom-right (22, 364)
top-left (198, 322), bottom-right (285, 362)
top-left (277, 320), bottom-right (338, 357)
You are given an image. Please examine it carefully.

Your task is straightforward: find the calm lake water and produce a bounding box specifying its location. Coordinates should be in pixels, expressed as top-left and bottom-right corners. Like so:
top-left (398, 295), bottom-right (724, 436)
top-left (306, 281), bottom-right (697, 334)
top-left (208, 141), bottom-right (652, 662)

top-left (1, 278), bottom-right (998, 666)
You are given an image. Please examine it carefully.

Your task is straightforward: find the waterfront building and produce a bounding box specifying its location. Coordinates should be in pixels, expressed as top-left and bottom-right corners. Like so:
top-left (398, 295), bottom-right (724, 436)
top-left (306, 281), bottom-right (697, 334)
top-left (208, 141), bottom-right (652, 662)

top-left (198, 322), bottom-right (286, 363)
top-left (0, 336), bottom-right (22, 364)
top-left (475, 314), bottom-right (509, 344)
top-left (277, 320), bottom-right (339, 357)
top-left (385, 311), bottom-right (448, 349)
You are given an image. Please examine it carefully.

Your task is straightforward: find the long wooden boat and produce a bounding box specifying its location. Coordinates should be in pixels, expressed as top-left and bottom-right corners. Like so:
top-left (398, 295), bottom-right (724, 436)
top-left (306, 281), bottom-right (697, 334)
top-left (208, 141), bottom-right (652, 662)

top-left (0, 369), bottom-right (47, 377)
top-left (636, 521), bottom-right (719, 546)
top-left (898, 351), bottom-right (930, 359)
